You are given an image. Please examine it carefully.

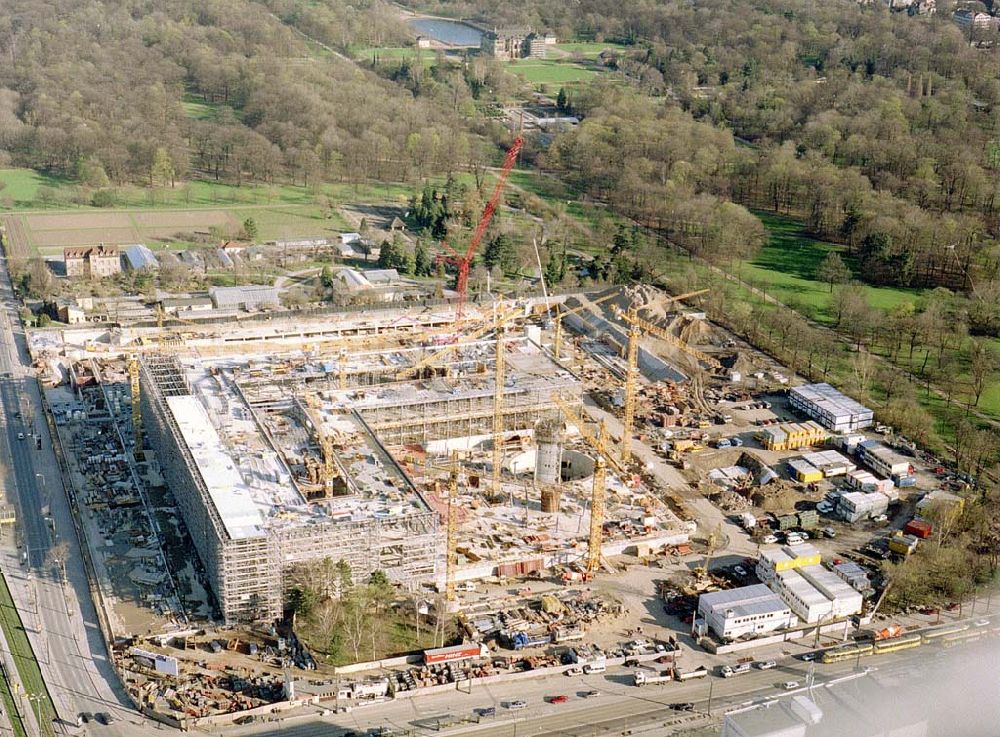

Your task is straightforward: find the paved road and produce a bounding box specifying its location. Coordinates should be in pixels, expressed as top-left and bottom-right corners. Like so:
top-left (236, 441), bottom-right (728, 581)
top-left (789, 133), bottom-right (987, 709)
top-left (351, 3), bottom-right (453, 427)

top-left (231, 642), bottom-right (953, 737)
top-left (0, 254), bottom-right (146, 736)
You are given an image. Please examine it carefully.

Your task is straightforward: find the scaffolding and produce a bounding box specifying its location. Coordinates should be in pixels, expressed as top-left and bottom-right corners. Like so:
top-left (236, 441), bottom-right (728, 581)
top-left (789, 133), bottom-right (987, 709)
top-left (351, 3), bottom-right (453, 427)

top-left (139, 353), bottom-right (440, 625)
top-left (358, 378), bottom-right (574, 446)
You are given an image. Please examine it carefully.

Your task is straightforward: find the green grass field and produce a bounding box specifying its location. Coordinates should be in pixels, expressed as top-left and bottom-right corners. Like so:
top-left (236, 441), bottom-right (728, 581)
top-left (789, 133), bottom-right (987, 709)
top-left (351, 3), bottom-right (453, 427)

top-left (737, 212), bottom-right (922, 323)
top-left (181, 92), bottom-right (223, 121)
top-left (553, 41), bottom-right (628, 57)
top-left (734, 211), bottom-right (1000, 423)
top-left (0, 168), bottom-right (324, 212)
top-left (0, 573), bottom-right (55, 737)
top-left (508, 58), bottom-right (604, 85)
top-left (0, 169), bottom-right (75, 208)
top-left (0, 658), bottom-right (27, 737)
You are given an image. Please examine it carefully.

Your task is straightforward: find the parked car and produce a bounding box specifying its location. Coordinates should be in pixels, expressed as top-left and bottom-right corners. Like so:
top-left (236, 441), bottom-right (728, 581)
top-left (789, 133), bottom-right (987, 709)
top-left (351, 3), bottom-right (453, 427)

top-left (781, 681), bottom-right (800, 690)
top-left (95, 713), bottom-right (112, 725)
top-left (506, 700), bottom-right (528, 710)
top-left (822, 527), bottom-right (837, 538)
top-left (670, 703), bottom-right (695, 712)
top-left (581, 690), bottom-right (601, 699)
top-left (755, 660), bottom-right (777, 670)
top-left (974, 619), bottom-right (991, 627)
top-left (548, 695), bottom-right (569, 705)
top-left (872, 514), bottom-right (888, 523)
top-left (762, 534), bottom-right (779, 544)
top-left (478, 707), bottom-right (496, 718)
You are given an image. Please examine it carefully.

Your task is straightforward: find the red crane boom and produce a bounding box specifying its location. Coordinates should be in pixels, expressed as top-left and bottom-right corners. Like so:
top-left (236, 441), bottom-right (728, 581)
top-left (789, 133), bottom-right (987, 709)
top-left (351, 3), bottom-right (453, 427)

top-left (444, 136), bottom-right (523, 321)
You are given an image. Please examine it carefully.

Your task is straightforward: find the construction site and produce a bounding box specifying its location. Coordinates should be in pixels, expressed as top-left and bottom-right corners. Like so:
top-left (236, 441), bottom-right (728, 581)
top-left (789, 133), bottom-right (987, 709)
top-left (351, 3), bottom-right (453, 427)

top-left (23, 135), bottom-right (913, 728)
top-left (27, 281), bottom-right (755, 723)
top-left (133, 290), bottom-right (711, 622)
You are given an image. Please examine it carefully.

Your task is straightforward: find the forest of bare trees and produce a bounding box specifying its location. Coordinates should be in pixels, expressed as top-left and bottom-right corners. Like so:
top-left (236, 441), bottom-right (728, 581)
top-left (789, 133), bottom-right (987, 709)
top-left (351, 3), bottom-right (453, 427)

top-left (0, 0), bottom-right (481, 189)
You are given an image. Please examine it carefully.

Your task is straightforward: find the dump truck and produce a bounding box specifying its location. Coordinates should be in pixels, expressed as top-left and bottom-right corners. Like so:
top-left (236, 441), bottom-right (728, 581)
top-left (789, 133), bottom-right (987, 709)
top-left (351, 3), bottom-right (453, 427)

top-left (633, 669), bottom-right (673, 687)
top-left (674, 666), bottom-right (708, 681)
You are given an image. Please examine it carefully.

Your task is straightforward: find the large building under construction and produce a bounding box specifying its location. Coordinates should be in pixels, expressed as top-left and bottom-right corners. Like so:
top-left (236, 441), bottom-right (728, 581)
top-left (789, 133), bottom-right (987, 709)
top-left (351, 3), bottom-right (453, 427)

top-left (134, 301), bottom-right (690, 624)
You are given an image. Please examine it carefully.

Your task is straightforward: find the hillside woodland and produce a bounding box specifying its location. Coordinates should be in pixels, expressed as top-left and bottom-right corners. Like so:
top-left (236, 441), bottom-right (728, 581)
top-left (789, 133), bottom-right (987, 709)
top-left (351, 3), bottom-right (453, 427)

top-left (0, 0), bottom-right (479, 189)
top-left (397, 0), bottom-right (1000, 331)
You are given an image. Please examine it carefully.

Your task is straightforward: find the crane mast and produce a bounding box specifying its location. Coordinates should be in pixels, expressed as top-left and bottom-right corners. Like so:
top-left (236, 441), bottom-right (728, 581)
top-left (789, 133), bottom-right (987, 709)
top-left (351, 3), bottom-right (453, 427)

top-left (492, 307), bottom-right (506, 497)
top-left (443, 137), bottom-right (523, 322)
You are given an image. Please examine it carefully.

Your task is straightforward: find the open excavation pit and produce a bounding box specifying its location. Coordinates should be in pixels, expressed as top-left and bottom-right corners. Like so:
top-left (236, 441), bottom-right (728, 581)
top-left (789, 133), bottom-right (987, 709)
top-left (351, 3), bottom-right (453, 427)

top-left (506, 447), bottom-right (596, 482)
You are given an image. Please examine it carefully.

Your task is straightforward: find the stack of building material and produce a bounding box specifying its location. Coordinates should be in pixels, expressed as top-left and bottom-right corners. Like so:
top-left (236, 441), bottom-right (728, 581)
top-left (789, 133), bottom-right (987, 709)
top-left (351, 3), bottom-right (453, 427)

top-left (830, 560), bottom-right (873, 593)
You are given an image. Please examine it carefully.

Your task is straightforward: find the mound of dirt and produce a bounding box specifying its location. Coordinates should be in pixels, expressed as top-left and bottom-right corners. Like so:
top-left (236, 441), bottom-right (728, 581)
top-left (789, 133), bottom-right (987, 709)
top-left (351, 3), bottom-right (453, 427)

top-left (679, 317), bottom-right (713, 345)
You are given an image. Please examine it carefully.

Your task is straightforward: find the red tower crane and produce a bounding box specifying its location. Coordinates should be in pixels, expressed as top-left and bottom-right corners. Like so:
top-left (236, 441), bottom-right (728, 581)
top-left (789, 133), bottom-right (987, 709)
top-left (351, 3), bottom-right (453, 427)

top-left (442, 136), bottom-right (523, 321)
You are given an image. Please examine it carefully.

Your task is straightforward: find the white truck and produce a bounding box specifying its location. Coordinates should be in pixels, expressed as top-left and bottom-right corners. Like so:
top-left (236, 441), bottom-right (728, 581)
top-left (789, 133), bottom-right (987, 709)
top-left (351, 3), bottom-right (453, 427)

top-left (633, 669), bottom-right (673, 687)
top-left (719, 662), bottom-right (752, 678)
top-left (583, 655), bottom-right (607, 675)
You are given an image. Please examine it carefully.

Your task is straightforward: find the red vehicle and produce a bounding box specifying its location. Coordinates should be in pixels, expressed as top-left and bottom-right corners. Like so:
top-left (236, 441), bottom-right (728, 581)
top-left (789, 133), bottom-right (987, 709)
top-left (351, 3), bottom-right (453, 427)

top-left (549, 695), bottom-right (569, 704)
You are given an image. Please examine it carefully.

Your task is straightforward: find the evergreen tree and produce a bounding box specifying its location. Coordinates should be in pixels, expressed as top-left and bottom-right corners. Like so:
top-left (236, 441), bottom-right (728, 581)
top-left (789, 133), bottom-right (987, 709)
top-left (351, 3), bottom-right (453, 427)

top-left (545, 254), bottom-right (563, 285)
top-left (483, 233), bottom-right (518, 275)
top-left (320, 265), bottom-right (335, 289)
top-left (242, 217), bottom-right (259, 242)
top-left (414, 239), bottom-right (432, 276)
top-left (611, 224), bottom-right (630, 255)
top-left (557, 87), bottom-right (568, 112)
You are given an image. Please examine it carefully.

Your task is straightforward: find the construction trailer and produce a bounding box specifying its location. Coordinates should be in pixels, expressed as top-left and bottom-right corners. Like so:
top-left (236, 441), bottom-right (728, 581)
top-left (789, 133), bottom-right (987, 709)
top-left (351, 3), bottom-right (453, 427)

top-left (788, 383), bottom-right (874, 432)
top-left (757, 421), bottom-right (828, 451)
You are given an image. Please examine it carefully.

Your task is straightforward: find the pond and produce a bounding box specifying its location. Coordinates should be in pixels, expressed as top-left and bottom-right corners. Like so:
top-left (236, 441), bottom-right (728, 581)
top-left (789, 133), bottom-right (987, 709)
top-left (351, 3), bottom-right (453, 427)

top-left (409, 18), bottom-right (483, 46)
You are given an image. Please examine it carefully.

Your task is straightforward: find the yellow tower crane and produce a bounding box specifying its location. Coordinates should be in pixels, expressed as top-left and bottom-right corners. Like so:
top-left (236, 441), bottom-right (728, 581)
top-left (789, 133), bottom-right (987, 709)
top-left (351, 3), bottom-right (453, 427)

top-left (395, 305), bottom-right (523, 381)
top-left (421, 451), bottom-right (464, 605)
top-left (446, 450), bottom-right (460, 605)
top-left (551, 395), bottom-right (625, 577)
top-left (611, 289), bottom-right (714, 464)
top-left (304, 394), bottom-right (337, 497)
top-left (127, 354), bottom-right (142, 460)
top-left (492, 306), bottom-right (506, 497)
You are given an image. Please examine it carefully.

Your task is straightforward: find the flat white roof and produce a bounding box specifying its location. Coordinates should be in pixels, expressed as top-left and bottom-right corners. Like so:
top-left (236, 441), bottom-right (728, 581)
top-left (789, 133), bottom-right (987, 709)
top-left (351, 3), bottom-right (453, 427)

top-left (777, 569), bottom-right (830, 608)
top-left (700, 584), bottom-right (789, 619)
top-left (799, 565), bottom-right (861, 601)
top-left (166, 395), bottom-right (266, 540)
